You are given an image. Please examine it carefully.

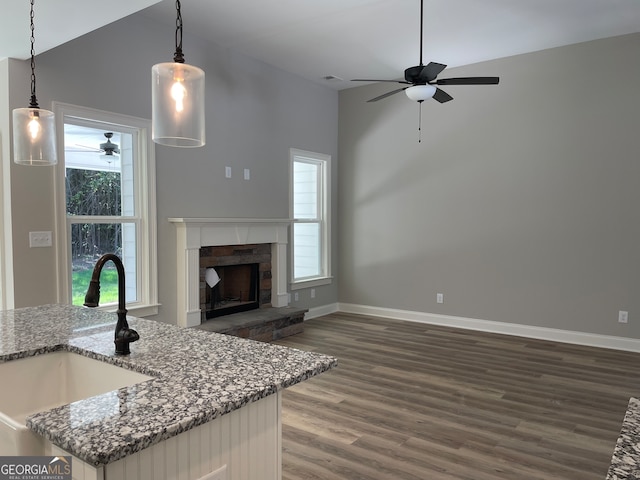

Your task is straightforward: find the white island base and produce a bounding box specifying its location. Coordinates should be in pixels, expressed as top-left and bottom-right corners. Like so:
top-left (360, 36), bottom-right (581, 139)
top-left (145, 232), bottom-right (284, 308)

top-left (48, 393), bottom-right (281, 480)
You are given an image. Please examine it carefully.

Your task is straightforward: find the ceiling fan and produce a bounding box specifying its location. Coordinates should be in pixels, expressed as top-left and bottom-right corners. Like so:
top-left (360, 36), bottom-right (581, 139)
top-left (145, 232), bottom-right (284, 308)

top-left (99, 132), bottom-right (120, 157)
top-left (351, 0), bottom-right (499, 105)
top-left (70, 132), bottom-right (120, 157)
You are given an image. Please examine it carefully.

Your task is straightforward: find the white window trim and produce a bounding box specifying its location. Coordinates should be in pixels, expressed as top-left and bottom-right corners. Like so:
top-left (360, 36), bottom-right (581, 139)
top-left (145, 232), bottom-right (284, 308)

top-left (53, 102), bottom-right (158, 316)
top-left (0, 131), bottom-right (13, 310)
top-left (289, 148), bottom-right (332, 290)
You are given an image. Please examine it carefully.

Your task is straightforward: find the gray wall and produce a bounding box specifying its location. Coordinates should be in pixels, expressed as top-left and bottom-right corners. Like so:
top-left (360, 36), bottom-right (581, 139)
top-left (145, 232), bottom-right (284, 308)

top-left (338, 33), bottom-right (640, 338)
top-left (4, 13), bottom-right (338, 322)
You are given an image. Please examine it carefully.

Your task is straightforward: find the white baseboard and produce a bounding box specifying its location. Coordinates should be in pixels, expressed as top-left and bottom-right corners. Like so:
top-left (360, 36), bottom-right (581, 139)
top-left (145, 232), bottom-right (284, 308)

top-left (333, 303), bottom-right (640, 353)
top-left (305, 303), bottom-right (339, 320)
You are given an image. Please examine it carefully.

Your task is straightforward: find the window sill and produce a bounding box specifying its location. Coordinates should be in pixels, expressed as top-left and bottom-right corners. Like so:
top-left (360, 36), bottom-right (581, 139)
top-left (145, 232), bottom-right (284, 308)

top-left (127, 303), bottom-right (160, 317)
top-left (290, 276), bottom-right (333, 290)
top-left (88, 302), bottom-right (160, 318)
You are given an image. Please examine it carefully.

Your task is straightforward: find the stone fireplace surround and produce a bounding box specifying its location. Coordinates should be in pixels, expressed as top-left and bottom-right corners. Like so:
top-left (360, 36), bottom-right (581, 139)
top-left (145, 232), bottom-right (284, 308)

top-left (169, 218), bottom-right (290, 328)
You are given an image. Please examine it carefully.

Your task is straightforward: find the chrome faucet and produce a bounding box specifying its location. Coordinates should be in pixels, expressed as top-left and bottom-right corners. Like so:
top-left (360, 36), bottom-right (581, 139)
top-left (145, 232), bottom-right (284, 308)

top-left (83, 253), bottom-right (140, 355)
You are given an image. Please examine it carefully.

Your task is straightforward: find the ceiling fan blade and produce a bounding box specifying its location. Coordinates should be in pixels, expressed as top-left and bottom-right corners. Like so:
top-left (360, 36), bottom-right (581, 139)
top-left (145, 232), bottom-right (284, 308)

top-left (417, 62), bottom-right (447, 83)
top-left (352, 79), bottom-right (410, 84)
top-left (433, 88), bottom-right (453, 103)
top-left (367, 87), bottom-right (408, 103)
top-left (71, 144), bottom-right (101, 152)
top-left (436, 77), bottom-right (500, 85)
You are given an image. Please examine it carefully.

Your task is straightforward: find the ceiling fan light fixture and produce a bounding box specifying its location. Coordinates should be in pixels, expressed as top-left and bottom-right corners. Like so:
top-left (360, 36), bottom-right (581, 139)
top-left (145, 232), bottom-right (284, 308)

top-left (152, 0), bottom-right (205, 148)
top-left (405, 84), bottom-right (436, 102)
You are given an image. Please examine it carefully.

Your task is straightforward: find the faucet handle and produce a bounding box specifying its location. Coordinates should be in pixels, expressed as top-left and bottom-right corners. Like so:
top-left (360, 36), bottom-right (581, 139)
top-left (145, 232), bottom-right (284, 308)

top-left (120, 328), bottom-right (140, 342)
top-left (115, 328), bottom-right (139, 355)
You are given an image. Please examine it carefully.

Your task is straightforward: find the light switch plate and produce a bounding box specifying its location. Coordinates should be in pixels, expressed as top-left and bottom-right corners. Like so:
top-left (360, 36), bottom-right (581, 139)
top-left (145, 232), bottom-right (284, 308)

top-left (29, 231), bottom-right (52, 248)
top-left (225, 166), bottom-right (232, 178)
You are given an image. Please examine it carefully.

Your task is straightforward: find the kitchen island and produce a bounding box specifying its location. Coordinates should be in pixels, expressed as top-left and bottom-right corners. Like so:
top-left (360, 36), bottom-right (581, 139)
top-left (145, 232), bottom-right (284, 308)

top-left (0, 304), bottom-right (336, 480)
top-left (607, 397), bottom-right (640, 480)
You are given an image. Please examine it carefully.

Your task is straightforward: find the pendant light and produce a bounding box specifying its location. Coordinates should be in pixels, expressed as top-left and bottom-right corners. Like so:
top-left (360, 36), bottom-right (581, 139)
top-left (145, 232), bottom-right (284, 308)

top-left (151, 0), bottom-right (205, 148)
top-left (12, 0), bottom-right (57, 166)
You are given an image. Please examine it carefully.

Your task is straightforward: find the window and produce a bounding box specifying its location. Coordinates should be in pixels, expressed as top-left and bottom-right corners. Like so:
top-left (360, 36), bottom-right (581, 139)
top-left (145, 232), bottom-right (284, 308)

top-left (290, 148), bottom-right (331, 288)
top-left (54, 103), bottom-right (157, 316)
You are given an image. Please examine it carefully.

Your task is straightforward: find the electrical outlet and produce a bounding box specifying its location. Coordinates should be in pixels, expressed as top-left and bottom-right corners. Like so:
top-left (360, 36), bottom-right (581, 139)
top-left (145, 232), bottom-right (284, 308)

top-left (436, 293), bottom-right (444, 304)
top-left (310, 288), bottom-right (315, 299)
top-left (29, 231), bottom-right (52, 248)
top-left (294, 292), bottom-right (299, 301)
top-left (619, 311), bottom-right (629, 324)
top-left (225, 166), bottom-right (232, 178)
top-left (244, 168), bottom-right (250, 180)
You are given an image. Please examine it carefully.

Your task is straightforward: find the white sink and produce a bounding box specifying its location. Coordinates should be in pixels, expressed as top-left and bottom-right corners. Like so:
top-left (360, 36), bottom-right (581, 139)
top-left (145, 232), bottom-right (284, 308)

top-left (0, 350), bottom-right (153, 455)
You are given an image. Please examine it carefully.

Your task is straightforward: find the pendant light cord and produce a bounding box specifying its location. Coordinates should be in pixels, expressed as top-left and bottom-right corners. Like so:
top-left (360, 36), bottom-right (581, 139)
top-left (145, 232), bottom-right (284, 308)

top-left (173, 0), bottom-right (185, 63)
top-left (28, 0), bottom-right (39, 108)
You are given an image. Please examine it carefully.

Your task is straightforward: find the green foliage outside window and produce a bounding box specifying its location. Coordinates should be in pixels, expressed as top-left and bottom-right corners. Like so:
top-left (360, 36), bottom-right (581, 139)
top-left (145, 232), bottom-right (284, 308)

top-left (67, 169), bottom-right (122, 305)
top-left (66, 169), bottom-right (122, 258)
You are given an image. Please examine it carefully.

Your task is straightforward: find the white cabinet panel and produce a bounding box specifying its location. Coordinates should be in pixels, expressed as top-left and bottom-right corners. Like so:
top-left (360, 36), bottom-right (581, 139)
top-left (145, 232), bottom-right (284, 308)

top-left (48, 393), bottom-right (281, 480)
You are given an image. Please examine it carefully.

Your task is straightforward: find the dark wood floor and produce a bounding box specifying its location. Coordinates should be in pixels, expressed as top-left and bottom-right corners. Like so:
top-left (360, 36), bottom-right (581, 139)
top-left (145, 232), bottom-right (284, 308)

top-left (274, 312), bottom-right (640, 480)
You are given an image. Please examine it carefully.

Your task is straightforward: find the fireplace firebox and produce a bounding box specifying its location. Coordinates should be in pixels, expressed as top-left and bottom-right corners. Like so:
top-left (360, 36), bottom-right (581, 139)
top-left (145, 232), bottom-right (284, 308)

top-left (200, 243), bottom-right (272, 322)
top-left (205, 263), bottom-right (259, 318)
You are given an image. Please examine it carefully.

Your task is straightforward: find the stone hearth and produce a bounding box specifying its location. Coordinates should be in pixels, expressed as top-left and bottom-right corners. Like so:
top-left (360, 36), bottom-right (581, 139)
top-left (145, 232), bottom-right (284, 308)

top-left (195, 307), bottom-right (307, 342)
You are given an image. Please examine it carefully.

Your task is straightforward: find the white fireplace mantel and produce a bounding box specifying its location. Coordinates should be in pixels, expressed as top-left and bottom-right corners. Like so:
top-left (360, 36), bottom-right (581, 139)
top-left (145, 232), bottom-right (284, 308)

top-left (169, 218), bottom-right (291, 327)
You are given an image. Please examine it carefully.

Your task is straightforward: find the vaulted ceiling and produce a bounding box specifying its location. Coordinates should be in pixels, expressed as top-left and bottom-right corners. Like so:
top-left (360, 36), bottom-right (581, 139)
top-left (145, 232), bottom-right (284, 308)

top-left (0, 0), bottom-right (159, 62)
top-left (2, 0), bottom-right (640, 91)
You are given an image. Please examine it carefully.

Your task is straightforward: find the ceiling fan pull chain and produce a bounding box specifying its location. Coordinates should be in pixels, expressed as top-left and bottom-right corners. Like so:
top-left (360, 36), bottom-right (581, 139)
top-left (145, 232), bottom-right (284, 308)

top-left (418, 102), bottom-right (422, 143)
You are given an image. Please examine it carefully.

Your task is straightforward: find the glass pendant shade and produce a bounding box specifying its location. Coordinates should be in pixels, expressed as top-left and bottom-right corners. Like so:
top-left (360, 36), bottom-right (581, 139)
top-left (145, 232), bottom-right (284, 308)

top-left (405, 84), bottom-right (436, 102)
top-left (12, 107), bottom-right (57, 166)
top-left (152, 62), bottom-right (205, 147)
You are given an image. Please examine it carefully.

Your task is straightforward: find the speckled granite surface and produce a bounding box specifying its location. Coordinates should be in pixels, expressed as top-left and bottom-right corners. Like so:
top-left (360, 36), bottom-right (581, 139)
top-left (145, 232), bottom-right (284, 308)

top-left (607, 397), bottom-right (640, 479)
top-left (0, 304), bottom-right (337, 466)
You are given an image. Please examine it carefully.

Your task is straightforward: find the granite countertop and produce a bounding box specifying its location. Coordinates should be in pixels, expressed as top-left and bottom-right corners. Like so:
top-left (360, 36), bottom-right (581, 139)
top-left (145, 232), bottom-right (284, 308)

top-left (0, 304), bottom-right (337, 466)
top-left (607, 397), bottom-right (640, 479)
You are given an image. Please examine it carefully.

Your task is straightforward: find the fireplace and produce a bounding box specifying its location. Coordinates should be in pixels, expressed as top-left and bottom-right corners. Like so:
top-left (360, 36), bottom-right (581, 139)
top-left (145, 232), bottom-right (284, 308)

top-left (169, 218), bottom-right (290, 328)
